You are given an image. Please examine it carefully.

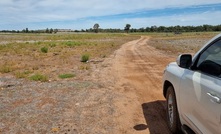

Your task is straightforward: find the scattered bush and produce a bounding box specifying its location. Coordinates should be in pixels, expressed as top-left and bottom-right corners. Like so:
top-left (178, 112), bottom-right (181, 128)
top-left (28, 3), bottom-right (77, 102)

top-left (30, 74), bottom-right (48, 82)
top-left (15, 70), bottom-right (32, 78)
top-left (37, 41), bottom-right (41, 45)
top-left (59, 73), bottom-right (76, 79)
top-left (0, 66), bottom-right (12, 73)
top-left (15, 72), bottom-right (26, 78)
top-left (78, 65), bottom-right (90, 70)
top-left (65, 41), bottom-right (81, 47)
top-left (81, 54), bottom-right (90, 62)
top-left (49, 43), bottom-right (56, 47)
top-left (41, 47), bottom-right (48, 53)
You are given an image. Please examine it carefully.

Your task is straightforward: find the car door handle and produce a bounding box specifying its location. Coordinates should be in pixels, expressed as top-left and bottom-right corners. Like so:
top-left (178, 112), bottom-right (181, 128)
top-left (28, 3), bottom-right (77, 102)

top-left (207, 93), bottom-right (221, 104)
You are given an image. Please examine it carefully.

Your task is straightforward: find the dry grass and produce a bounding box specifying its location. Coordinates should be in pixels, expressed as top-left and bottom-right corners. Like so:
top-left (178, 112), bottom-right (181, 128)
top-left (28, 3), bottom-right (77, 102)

top-left (0, 33), bottom-right (139, 81)
top-left (147, 32), bottom-right (219, 55)
top-left (2, 32), bottom-right (217, 80)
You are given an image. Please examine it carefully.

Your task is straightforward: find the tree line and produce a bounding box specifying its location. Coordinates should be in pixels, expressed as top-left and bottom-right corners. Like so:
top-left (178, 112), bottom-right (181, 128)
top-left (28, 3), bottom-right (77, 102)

top-left (1, 24), bottom-right (221, 33)
top-left (89, 24), bottom-right (221, 33)
top-left (0, 28), bottom-right (58, 34)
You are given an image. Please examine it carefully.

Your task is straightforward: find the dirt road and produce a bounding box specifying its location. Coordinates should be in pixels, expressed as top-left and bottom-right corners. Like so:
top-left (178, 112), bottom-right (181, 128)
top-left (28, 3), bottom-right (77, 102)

top-left (99, 36), bottom-right (175, 133)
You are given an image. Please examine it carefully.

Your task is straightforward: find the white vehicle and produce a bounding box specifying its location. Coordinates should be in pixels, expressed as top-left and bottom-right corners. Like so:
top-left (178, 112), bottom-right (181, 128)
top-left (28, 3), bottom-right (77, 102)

top-left (163, 33), bottom-right (221, 134)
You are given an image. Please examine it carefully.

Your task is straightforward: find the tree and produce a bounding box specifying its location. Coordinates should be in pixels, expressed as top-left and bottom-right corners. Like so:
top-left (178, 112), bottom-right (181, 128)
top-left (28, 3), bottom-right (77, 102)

top-left (93, 23), bottom-right (100, 33)
top-left (150, 25), bottom-right (157, 32)
top-left (49, 28), bottom-right (53, 33)
top-left (124, 24), bottom-right (131, 33)
top-left (25, 28), bottom-right (29, 33)
top-left (46, 28), bottom-right (49, 33)
top-left (54, 29), bottom-right (58, 34)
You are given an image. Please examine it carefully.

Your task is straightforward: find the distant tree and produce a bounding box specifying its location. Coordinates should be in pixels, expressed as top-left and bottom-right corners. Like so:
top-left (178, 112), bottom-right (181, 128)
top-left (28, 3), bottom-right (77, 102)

top-left (158, 26), bottom-right (166, 32)
top-left (25, 28), bottom-right (29, 33)
top-left (150, 25), bottom-right (157, 32)
top-left (54, 29), bottom-right (58, 34)
top-left (74, 30), bottom-right (80, 32)
top-left (214, 25), bottom-right (221, 31)
top-left (46, 28), bottom-right (49, 33)
top-left (93, 23), bottom-right (100, 33)
top-left (139, 27), bottom-right (145, 32)
top-left (203, 24), bottom-right (213, 31)
top-left (145, 27), bottom-right (151, 32)
top-left (49, 28), bottom-right (53, 33)
top-left (124, 24), bottom-right (131, 33)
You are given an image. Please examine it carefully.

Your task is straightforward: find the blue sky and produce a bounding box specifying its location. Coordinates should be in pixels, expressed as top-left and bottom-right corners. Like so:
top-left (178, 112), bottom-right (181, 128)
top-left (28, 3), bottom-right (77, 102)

top-left (0, 0), bottom-right (221, 30)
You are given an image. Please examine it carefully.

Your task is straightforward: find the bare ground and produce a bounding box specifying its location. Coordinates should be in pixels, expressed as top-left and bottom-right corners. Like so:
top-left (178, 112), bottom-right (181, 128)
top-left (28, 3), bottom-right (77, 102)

top-left (96, 36), bottom-right (175, 133)
top-left (0, 36), bottom-right (175, 133)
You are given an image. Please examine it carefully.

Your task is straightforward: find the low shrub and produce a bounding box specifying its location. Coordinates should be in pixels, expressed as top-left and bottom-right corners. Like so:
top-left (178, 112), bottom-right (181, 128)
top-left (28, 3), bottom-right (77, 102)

top-left (15, 70), bottom-right (32, 78)
top-left (81, 54), bottom-right (90, 62)
top-left (41, 47), bottom-right (48, 53)
top-left (59, 73), bottom-right (76, 79)
top-left (49, 43), bottom-right (56, 47)
top-left (78, 65), bottom-right (90, 70)
top-left (0, 66), bottom-right (12, 73)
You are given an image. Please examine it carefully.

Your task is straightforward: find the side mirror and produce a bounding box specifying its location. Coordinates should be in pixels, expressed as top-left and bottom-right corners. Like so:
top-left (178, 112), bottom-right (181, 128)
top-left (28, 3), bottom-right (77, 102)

top-left (176, 54), bottom-right (192, 68)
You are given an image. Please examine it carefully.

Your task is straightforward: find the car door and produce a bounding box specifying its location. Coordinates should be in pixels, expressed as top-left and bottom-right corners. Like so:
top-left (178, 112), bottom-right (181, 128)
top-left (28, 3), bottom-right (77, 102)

top-left (179, 39), bottom-right (221, 134)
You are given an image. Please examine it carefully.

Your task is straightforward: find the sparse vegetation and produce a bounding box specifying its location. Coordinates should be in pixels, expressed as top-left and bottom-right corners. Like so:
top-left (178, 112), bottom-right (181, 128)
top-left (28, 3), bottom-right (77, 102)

top-left (0, 33), bottom-right (139, 80)
top-left (65, 41), bottom-right (81, 47)
top-left (59, 73), bottom-right (76, 79)
top-left (0, 32), bottom-right (220, 134)
top-left (30, 74), bottom-right (48, 82)
top-left (0, 66), bottom-right (12, 73)
top-left (79, 65), bottom-right (90, 70)
top-left (49, 43), bottom-right (56, 47)
top-left (15, 70), bottom-right (32, 79)
top-left (147, 32), bottom-right (218, 55)
top-left (41, 46), bottom-right (48, 53)
top-left (81, 54), bottom-right (90, 62)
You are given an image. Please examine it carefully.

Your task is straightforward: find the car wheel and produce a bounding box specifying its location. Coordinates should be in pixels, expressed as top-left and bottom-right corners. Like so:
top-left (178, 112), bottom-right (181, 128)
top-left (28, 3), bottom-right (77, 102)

top-left (166, 86), bottom-right (181, 133)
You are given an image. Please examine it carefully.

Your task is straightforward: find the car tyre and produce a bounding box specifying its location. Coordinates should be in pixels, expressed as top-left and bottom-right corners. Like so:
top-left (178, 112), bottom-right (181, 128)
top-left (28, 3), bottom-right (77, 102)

top-left (166, 86), bottom-right (181, 133)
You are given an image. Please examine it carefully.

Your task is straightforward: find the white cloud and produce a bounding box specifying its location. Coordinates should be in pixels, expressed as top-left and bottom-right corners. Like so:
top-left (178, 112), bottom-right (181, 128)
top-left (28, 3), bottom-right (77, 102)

top-left (0, 0), bottom-right (221, 29)
top-left (103, 10), bottom-right (221, 29)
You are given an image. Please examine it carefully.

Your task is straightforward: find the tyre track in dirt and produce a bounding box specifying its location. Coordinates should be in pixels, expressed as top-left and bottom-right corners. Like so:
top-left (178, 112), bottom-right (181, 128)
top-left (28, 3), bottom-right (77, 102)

top-left (109, 36), bottom-right (175, 133)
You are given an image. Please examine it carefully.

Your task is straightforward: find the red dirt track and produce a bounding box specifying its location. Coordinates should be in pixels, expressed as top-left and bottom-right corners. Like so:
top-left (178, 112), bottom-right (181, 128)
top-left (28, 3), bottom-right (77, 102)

top-left (98, 36), bottom-right (175, 133)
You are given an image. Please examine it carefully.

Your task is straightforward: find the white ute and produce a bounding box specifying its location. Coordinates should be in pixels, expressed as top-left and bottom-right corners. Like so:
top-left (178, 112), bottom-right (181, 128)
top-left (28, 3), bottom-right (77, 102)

top-left (163, 33), bottom-right (221, 134)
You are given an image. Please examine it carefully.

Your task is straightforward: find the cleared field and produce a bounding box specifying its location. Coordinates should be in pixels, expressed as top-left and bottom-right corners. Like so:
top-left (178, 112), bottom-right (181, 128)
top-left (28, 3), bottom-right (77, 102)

top-left (0, 33), bottom-right (139, 81)
top-left (146, 32), bottom-right (219, 55)
top-left (0, 32), bottom-right (219, 133)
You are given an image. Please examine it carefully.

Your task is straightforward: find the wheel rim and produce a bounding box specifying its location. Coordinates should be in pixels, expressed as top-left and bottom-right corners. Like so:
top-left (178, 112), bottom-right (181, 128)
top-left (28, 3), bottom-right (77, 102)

top-left (168, 93), bottom-right (174, 127)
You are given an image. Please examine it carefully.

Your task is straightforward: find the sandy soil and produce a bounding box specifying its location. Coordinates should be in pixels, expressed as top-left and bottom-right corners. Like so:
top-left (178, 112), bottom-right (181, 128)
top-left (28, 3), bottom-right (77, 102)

top-left (94, 36), bottom-right (175, 133)
top-left (0, 36), bottom-right (176, 133)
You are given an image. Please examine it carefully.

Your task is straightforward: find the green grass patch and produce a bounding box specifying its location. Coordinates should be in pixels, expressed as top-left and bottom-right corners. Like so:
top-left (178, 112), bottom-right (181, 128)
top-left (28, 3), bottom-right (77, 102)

top-left (41, 46), bottom-right (48, 53)
top-left (30, 74), bottom-right (48, 82)
top-left (81, 54), bottom-right (90, 62)
top-left (59, 73), bottom-right (76, 79)
top-left (65, 41), bottom-right (81, 47)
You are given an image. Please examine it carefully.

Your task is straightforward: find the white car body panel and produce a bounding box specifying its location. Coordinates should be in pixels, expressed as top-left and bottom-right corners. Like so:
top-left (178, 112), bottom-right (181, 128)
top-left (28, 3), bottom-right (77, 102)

top-left (163, 33), bottom-right (221, 134)
top-left (180, 70), bottom-right (221, 134)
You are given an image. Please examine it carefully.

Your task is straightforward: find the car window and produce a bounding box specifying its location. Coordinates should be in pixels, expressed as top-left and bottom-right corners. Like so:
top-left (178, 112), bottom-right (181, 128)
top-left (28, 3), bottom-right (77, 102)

top-left (197, 39), bottom-right (221, 76)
